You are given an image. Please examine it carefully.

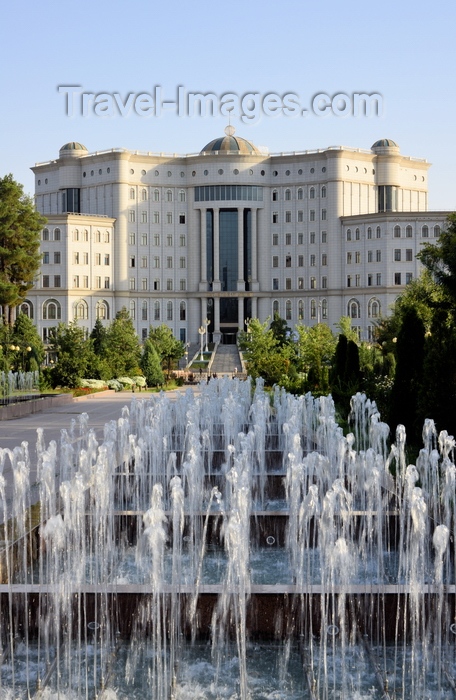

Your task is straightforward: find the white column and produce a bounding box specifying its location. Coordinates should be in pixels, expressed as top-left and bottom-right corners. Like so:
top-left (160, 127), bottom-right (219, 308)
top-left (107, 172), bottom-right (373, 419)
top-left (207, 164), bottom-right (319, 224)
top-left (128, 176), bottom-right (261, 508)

top-left (251, 207), bottom-right (259, 292)
top-left (213, 207), bottom-right (220, 290)
top-left (251, 296), bottom-right (258, 318)
top-left (237, 297), bottom-right (244, 331)
top-left (200, 208), bottom-right (206, 283)
top-left (213, 297), bottom-right (221, 342)
top-left (237, 207), bottom-right (244, 291)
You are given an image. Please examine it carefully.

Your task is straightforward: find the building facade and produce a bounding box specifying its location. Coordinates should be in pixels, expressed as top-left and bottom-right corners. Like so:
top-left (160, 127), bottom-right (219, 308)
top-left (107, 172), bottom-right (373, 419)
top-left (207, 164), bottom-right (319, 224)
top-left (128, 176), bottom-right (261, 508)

top-left (28, 132), bottom-right (449, 345)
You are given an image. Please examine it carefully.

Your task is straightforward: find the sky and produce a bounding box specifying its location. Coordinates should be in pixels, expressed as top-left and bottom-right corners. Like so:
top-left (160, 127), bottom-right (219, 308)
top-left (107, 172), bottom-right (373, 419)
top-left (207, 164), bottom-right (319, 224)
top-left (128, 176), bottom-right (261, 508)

top-left (1, 0), bottom-right (455, 210)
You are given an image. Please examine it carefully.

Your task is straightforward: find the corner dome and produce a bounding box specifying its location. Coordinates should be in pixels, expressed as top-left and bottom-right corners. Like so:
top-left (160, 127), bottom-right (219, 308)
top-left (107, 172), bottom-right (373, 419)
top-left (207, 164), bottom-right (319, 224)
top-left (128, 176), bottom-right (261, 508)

top-left (201, 127), bottom-right (259, 155)
top-left (59, 142), bottom-right (88, 157)
top-left (371, 138), bottom-right (399, 151)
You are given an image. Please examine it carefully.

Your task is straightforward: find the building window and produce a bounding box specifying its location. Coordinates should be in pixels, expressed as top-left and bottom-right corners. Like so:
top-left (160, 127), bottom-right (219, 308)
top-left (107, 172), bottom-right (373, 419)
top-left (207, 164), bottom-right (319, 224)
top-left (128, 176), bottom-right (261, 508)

top-left (142, 189), bottom-right (147, 201)
top-left (42, 228), bottom-right (49, 241)
top-left (129, 232), bottom-right (136, 245)
top-left (167, 189), bottom-right (173, 202)
top-left (285, 211), bottom-right (291, 223)
top-left (348, 299), bottom-right (360, 318)
top-left (95, 276), bottom-right (101, 288)
top-left (355, 274), bottom-right (360, 286)
top-left (153, 279), bottom-right (160, 291)
top-left (129, 301), bottom-right (136, 320)
top-left (154, 234), bottom-right (160, 246)
top-left (406, 225), bottom-right (413, 238)
top-left (376, 250), bottom-right (381, 262)
top-left (141, 211), bottom-right (148, 224)
top-left (297, 255), bottom-right (304, 267)
top-left (73, 252), bottom-right (79, 265)
top-left (285, 189), bottom-right (291, 201)
top-left (73, 275), bottom-right (79, 288)
top-left (286, 255), bottom-right (292, 268)
top-left (104, 276), bottom-right (110, 289)
top-left (42, 275), bottom-right (50, 288)
top-left (376, 273), bottom-right (382, 285)
top-left (179, 256), bottom-right (186, 269)
top-left (376, 227), bottom-right (381, 238)
top-left (43, 299), bottom-right (61, 320)
top-left (309, 187), bottom-right (315, 199)
top-left (272, 189), bottom-right (278, 201)
top-left (347, 252), bottom-right (352, 265)
top-left (141, 278), bottom-right (148, 290)
top-left (179, 214), bottom-right (186, 224)
top-left (321, 276), bottom-right (327, 289)
top-left (82, 252), bottom-right (88, 265)
top-left (310, 300), bottom-right (316, 319)
top-left (167, 212), bottom-right (173, 224)
top-left (272, 212), bottom-right (278, 224)
top-left (154, 212), bottom-right (160, 224)
top-left (285, 300), bottom-right (292, 320)
top-left (180, 301), bottom-right (186, 321)
top-left (272, 278), bottom-right (279, 290)
top-left (347, 275), bottom-right (352, 287)
top-left (368, 274), bottom-right (373, 286)
top-left (394, 272), bottom-right (402, 285)
top-left (130, 188), bottom-right (135, 200)
top-left (394, 249), bottom-right (401, 262)
top-left (54, 275), bottom-right (61, 287)
top-left (355, 251), bottom-right (361, 264)
top-left (272, 233), bottom-right (279, 246)
top-left (167, 279), bottom-right (173, 291)
top-left (180, 234), bottom-right (186, 246)
top-left (166, 234), bottom-right (173, 246)
top-left (406, 249), bottom-right (413, 262)
top-left (322, 253), bottom-right (327, 266)
top-left (310, 276), bottom-right (316, 289)
top-left (434, 225), bottom-right (441, 237)
top-left (54, 228), bottom-right (61, 241)
top-left (142, 300), bottom-right (148, 321)
top-left (285, 233), bottom-right (292, 245)
top-left (309, 210), bottom-right (315, 222)
top-left (346, 229), bottom-right (352, 241)
top-left (321, 186), bottom-right (326, 198)
top-left (297, 232), bottom-right (303, 245)
top-left (298, 300), bottom-right (304, 320)
top-left (406, 272), bottom-right (413, 284)
top-left (96, 230), bottom-right (101, 243)
top-left (141, 256), bottom-right (148, 268)
top-left (154, 189), bottom-right (160, 201)
top-left (129, 210), bottom-right (135, 223)
top-left (367, 251), bottom-right (373, 263)
top-left (179, 190), bottom-right (186, 202)
top-left (322, 299), bottom-right (328, 319)
top-left (285, 277), bottom-right (292, 290)
top-left (367, 227), bottom-right (372, 240)
top-left (82, 276), bottom-right (88, 288)
top-left (180, 279), bottom-right (186, 291)
top-left (104, 254), bottom-right (110, 265)
top-left (394, 226), bottom-right (401, 238)
top-left (43, 252), bottom-right (49, 264)
top-left (167, 301), bottom-right (173, 321)
top-left (368, 299), bottom-right (381, 318)
top-left (154, 256), bottom-right (160, 268)
top-left (272, 256), bottom-right (279, 268)
top-left (273, 300), bottom-right (279, 315)
top-left (321, 209), bottom-right (327, 221)
top-left (166, 256), bottom-right (173, 269)
top-left (130, 256), bottom-right (136, 267)
top-left (297, 277), bottom-right (304, 289)
top-left (96, 301), bottom-right (109, 320)
top-left (355, 228), bottom-right (360, 240)
top-left (297, 188), bottom-right (303, 200)
top-left (129, 277), bottom-right (136, 290)
top-left (154, 301), bottom-right (160, 320)
top-left (297, 210), bottom-right (303, 223)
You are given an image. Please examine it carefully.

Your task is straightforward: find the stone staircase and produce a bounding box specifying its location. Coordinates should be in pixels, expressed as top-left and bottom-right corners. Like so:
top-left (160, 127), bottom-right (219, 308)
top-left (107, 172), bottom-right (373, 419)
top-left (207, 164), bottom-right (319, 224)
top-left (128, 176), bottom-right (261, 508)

top-left (210, 344), bottom-right (243, 376)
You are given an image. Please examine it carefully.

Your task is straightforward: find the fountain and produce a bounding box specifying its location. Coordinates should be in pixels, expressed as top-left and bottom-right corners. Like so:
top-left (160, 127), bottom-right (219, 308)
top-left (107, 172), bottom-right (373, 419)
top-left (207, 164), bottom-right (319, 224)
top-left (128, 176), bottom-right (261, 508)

top-left (0, 377), bottom-right (456, 698)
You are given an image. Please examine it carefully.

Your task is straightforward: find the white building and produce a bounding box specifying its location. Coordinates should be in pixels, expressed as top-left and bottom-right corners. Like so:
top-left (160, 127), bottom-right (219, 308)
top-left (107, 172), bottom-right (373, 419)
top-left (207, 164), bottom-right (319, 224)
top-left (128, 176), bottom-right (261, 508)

top-left (28, 131), bottom-right (449, 345)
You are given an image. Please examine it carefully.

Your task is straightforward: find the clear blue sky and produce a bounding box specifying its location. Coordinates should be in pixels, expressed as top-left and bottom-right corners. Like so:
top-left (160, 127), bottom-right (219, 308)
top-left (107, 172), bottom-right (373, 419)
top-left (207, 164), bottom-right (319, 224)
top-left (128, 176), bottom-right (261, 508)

top-left (1, 0), bottom-right (455, 210)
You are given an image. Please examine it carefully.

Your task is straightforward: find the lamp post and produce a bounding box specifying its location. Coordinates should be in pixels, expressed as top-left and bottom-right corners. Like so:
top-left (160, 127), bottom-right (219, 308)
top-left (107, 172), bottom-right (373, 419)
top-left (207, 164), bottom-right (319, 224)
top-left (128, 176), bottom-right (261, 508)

top-left (203, 317), bottom-right (209, 352)
top-left (198, 326), bottom-right (205, 362)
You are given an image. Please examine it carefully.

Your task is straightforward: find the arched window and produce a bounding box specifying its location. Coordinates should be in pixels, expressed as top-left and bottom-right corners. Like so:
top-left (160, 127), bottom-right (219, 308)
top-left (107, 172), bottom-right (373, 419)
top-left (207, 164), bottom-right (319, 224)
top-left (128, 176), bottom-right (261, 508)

top-left (42, 228), bottom-right (49, 241)
top-left (141, 188), bottom-right (147, 201)
top-left (434, 224), bottom-right (441, 238)
top-left (179, 190), bottom-right (186, 202)
top-left (166, 189), bottom-right (173, 202)
top-left (96, 300), bottom-right (110, 320)
top-left (394, 225), bottom-right (401, 238)
top-left (154, 189), bottom-right (160, 201)
top-left (54, 228), bottom-right (61, 241)
top-left (20, 300), bottom-right (33, 319)
top-left (310, 299), bottom-right (317, 319)
top-left (129, 300), bottom-right (136, 320)
top-left (154, 300), bottom-right (160, 320)
top-left (73, 229), bottom-right (79, 242)
top-left (355, 228), bottom-right (360, 240)
top-left (74, 300), bottom-right (88, 320)
top-left (322, 299), bottom-right (328, 319)
top-left (285, 299), bottom-right (292, 320)
top-left (180, 301), bottom-right (186, 321)
top-left (104, 231), bottom-right (110, 243)
top-left (376, 226), bottom-right (381, 238)
top-left (348, 299), bottom-right (360, 319)
top-left (406, 225), bottom-right (413, 238)
top-left (285, 189), bottom-right (291, 201)
top-left (298, 300), bottom-right (304, 320)
top-left (309, 187), bottom-right (315, 199)
top-left (368, 298), bottom-right (381, 318)
top-left (43, 299), bottom-right (61, 320)
top-left (422, 225), bottom-right (429, 238)
top-left (297, 188), bottom-right (303, 200)
top-left (272, 189), bottom-right (278, 201)
top-left (346, 228), bottom-right (352, 241)
top-left (272, 300), bottom-right (279, 316)
top-left (167, 300), bottom-right (173, 320)
top-left (96, 230), bottom-right (101, 242)
top-left (142, 300), bottom-right (148, 320)
top-left (321, 186), bottom-right (326, 198)
top-left (367, 227), bottom-right (372, 239)
top-left (130, 188), bottom-right (135, 199)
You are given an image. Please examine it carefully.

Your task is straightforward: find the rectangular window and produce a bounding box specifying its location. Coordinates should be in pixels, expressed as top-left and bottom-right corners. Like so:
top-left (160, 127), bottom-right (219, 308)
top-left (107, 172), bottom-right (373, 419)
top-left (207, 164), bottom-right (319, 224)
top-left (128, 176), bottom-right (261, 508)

top-left (74, 252), bottom-right (79, 265)
top-left (42, 275), bottom-right (50, 287)
top-left (73, 275), bottom-right (79, 288)
top-left (406, 272), bottom-right (413, 284)
top-left (298, 255), bottom-right (304, 267)
top-left (167, 304), bottom-right (173, 321)
top-left (376, 250), bottom-right (381, 262)
top-left (180, 256), bottom-right (186, 268)
top-left (166, 234), bottom-right (173, 246)
top-left (347, 275), bottom-right (352, 287)
top-left (321, 209), bottom-right (327, 221)
top-left (129, 210), bottom-right (135, 223)
top-left (180, 279), bottom-right (186, 291)
top-left (153, 279), bottom-right (160, 291)
top-left (154, 257), bottom-right (160, 268)
top-left (141, 211), bottom-right (147, 223)
top-left (154, 212), bottom-right (160, 224)
top-left (179, 214), bottom-right (186, 224)
top-left (355, 274), bottom-right (360, 287)
top-left (297, 277), bottom-right (304, 289)
top-left (180, 234), bottom-right (186, 246)
top-left (321, 231), bottom-right (327, 243)
top-left (54, 252), bottom-right (61, 264)
top-left (154, 234), bottom-right (160, 246)
top-left (297, 232), bottom-right (304, 245)
top-left (272, 212), bottom-right (278, 224)
top-left (54, 275), bottom-right (61, 287)
top-left (321, 276), bottom-right (327, 289)
top-left (167, 212), bottom-right (173, 224)
top-left (129, 232), bottom-right (136, 245)
top-left (310, 254), bottom-right (316, 266)
top-left (406, 249), bottom-right (413, 261)
top-left (285, 211), bottom-right (291, 223)
top-left (166, 256), bottom-right (173, 268)
top-left (285, 233), bottom-right (292, 245)
top-left (376, 273), bottom-right (382, 285)
top-left (95, 276), bottom-right (101, 289)
top-left (104, 276), bottom-right (110, 289)
top-left (367, 251), bottom-right (373, 263)
top-left (82, 252), bottom-right (88, 265)
top-left (95, 253), bottom-right (101, 265)
top-left (310, 277), bottom-right (316, 289)
top-left (286, 255), bottom-right (292, 267)
top-left (142, 304), bottom-right (148, 320)
top-left (83, 276), bottom-right (88, 288)
top-left (154, 304), bottom-right (160, 320)
top-left (394, 272), bottom-right (402, 285)
top-left (167, 279), bottom-right (173, 291)
top-left (272, 233), bottom-right (279, 246)
top-left (310, 232), bottom-right (315, 244)
top-left (104, 254), bottom-right (110, 265)
top-left (285, 278), bottom-right (292, 290)
top-left (43, 252), bottom-right (49, 264)
top-left (322, 253), bottom-right (327, 266)
top-left (141, 233), bottom-right (148, 245)
top-left (347, 252), bottom-right (352, 264)
top-left (368, 274), bottom-right (373, 286)
top-left (355, 252), bottom-right (361, 263)
top-left (309, 210), bottom-right (315, 222)
top-left (272, 278), bottom-right (279, 290)
top-left (297, 210), bottom-right (303, 222)
top-left (272, 256), bottom-right (279, 268)
top-left (129, 277), bottom-right (136, 290)
top-left (394, 249), bottom-right (401, 261)
top-left (141, 256), bottom-right (148, 268)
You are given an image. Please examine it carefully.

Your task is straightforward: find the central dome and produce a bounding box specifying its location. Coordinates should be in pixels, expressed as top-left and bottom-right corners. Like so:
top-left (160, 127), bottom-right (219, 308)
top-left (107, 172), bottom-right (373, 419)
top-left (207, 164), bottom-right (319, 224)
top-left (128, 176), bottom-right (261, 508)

top-left (201, 127), bottom-right (259, 155)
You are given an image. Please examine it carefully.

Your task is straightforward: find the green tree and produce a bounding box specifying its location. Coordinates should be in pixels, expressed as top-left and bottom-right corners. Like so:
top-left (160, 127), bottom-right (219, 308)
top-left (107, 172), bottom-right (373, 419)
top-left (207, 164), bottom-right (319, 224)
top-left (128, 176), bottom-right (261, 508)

top-left (47, 322), bottom-right (93, 388)
top-left (238, 318), bottom-right (292, 386)
top-left (86, 318), bottom-right (112, 380)
top-left (148, 324), bottom-right (185, 378)
top-left (269, 313), bottom-right (291, 347)
top-left (104, 308), bottom-right (141, 377)
top-left (141, 340), bottom-right (165, 387)
top-left (10, 313), bottom-right (44, 371)
top-left (417, 213), bottom-right (456, 307)
top-left (295, 323), bottom-right (337, 394)
top-left (0, 175), bottom-right (46, 324)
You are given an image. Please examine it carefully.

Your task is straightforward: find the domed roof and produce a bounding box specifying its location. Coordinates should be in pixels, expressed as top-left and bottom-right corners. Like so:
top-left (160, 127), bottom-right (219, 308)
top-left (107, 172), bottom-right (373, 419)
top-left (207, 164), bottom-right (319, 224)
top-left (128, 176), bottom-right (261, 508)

top-left (371, 138), bottom-right (399, 150)
top-left (201, 127), bottom-right (259, 155)
top-left (60, 142), bottom-right (88, 152)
